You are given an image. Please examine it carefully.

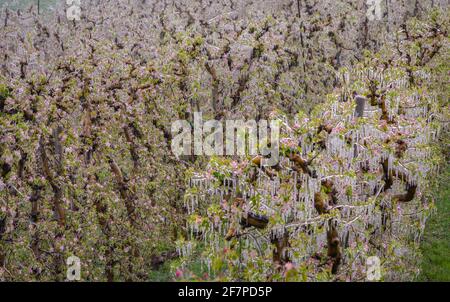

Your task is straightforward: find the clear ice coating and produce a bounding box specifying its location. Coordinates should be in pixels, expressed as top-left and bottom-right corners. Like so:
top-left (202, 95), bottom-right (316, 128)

top-left (185, 67), bottom-right (439, 276)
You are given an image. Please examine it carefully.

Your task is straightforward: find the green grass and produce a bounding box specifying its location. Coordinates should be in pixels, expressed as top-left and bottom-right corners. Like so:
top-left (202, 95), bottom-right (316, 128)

top-left (148, 242), bottom-right (208, 281)
top-left (0, 0), bottom-right (58, 11)
top-left (418, 167), bottom-right (450, 281)
top-left (148, 261), bottom-right (174, 282)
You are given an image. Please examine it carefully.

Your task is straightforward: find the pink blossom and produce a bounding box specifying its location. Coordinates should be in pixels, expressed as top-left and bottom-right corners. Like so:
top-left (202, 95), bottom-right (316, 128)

top-left (332, 125), bottom-right (345, 134)
top-left (230, 161), bottom-right (239, 170)
top-left (280, 138), bottom-right (296, 148)
top-left (285, 262), bottom-right (295, 271)
top-left (175, 269), bottom-right (183, 278)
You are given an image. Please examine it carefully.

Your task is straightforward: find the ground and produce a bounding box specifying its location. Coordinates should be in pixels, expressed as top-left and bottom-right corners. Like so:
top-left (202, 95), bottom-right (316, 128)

top-left (418, 166), bottom-right (450, 281)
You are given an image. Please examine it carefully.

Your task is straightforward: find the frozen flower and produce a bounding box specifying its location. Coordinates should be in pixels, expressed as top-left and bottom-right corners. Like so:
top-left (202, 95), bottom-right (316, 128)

top-left (230, 161), bottom-right (239, 170)
top-left (332, 125), bottom-right (345, 134)
top-left (284, 262), bottom-right (295, 271)
top-left (280, 138), bottom-right (296, 149)
top-left (175, 269), bottom-right (183, 278)
top-left (292, 123), bottom-right (301, 131)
